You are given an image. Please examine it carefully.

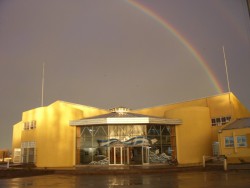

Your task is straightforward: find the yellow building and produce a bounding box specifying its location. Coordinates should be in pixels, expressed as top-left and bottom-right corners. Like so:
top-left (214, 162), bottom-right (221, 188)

top-left (12, 92), bottom-right (250, 167)
top-left (218, 118), bottom-right (250, 163)
top-left (12, 101), bottom-right (108, 167)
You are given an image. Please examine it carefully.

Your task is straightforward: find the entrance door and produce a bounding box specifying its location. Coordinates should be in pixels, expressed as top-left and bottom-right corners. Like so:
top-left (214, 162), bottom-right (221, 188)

top-left (122, 147), bottom-right (130, 165)
top-left (110, 147), bottom-right (149, 165)
top-left (109, 147), bottom-right (129, 165)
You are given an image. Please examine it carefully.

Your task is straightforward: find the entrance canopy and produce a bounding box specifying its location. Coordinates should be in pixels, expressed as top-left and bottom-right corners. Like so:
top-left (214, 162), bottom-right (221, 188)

top-left (70, 107), bottom-right (182, 126)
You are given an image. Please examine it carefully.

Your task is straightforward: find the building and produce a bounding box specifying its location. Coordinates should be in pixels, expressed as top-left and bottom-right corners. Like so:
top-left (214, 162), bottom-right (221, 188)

top-left (218, 118), bottom-right (250, 163)
top-left (12, 92), bottom-right (250, 167)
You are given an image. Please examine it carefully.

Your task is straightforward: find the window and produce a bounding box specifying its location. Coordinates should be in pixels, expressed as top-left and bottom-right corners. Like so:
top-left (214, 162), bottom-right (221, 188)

top-left (23, 120), bottom-right (36, 130)
top-left (211, 119), bottom-right (216, 126)
top-left (216, 118), bottom-right (221, 125)
top-left (226, 116), bottom-right (231, 122)
top-left (211, 116), bottom-right (231, 126)
top-left (21, 142), bottom-right (36, 163)
top-left (30, 120), bottom-right (36, 129)
top-left (24, 122), bottom-right (29, 130)
top-left (225, 136), bottom-right (234, 147)
top-left (237, 136), bottom-right (247, 147)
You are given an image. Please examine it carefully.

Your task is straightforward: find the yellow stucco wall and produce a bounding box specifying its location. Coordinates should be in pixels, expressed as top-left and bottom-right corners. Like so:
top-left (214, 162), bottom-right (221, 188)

top-left (132, 93), bottom-right (250, 119)
top-left (207, 93), bottom-right (250, 119)
top-left (219, 128), bottom-right (250, 163)
top-left (37, 102), bottom-right (81, 167)
top-left (13, 101), bottom-right (108, 168)
top-left (165, 106), bottom-right (212, 164)
top-left (132, 98), bottom-right (207, 117)
top-left (133, 92), bottom-right (250, 156)
top-left (12, 121), bottom-right (23, 150)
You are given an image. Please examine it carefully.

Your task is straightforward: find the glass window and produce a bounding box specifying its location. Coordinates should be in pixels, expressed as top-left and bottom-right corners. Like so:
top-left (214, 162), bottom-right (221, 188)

top-left (211, 116), bottom-right (231, 126)
top-left (161, 126), bottom-right (171, 135)
top-left (23, 121), bottom-right (36, 130)
top-left (221, 117), bottom-right (226, 124)
top-left (80, 127), bottom-right (92, 137)
top-left (21, 141), bottom-right (36, 163)
top-left (81, 137), bottom-right (92, 147)
top-left (211, 118), bottom-right (216, 126)
top-left (30, 120), bottom-right (36, 129)
top-left (226, 116), bottom-right (231, 122)
top-left (161, 135), bottom-right (171, 145)
top-left (28, 148), bottom-right (35, 163)
top-left (23, 122), bottom-right (29, 130)
top-left (216, 118), bottom-right (221, 125)
top-left (237, 136), bottom-right (247, 147)
top-left (225, 136), bottom-right (234, 147)
top-left (77, 125), bottom-right (176, 165)
top-left (147, 125), bottom-right (160, 135)
top-left (30, 122), bottom-right (34, 129)
top-left (93, 126), bottom-right (108, 137)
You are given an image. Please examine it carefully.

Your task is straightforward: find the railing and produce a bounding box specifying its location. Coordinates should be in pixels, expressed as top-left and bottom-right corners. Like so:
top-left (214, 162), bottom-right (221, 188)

top-left (0, 159), bottom-right (10, 168)
top-left (202, 155), bottom-right (227, 171)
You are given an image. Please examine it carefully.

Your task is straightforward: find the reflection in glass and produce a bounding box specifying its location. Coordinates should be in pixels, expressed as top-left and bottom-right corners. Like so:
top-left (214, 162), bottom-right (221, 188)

top-left (76, 124), bottom-right (176, 165)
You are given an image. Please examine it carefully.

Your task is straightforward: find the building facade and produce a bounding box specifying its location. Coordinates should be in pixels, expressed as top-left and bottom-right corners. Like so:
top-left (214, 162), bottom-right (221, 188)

top-left (218, 118), bottom-right (250, 163)
top-left (12, 92), bottom-right (250, 167)
top-left (70, 107), bottom-right (181, 165)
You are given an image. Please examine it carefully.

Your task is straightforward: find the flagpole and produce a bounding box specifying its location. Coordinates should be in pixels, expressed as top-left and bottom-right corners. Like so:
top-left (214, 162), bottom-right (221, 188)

top-left (222, 46), bottom-right (231, 93)
top-left (222, 46), bottom-right (234, 120)
top-left (41, 63), bottom-right (45, 107)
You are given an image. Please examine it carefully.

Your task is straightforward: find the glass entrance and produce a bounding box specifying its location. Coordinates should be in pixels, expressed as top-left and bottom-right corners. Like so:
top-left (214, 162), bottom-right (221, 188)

top-left (76, 125), bottom-right (177, 165)
top-left (109, 147), bottom-right (149, 165)
top-left (109, 147), bottom-right (130, 165)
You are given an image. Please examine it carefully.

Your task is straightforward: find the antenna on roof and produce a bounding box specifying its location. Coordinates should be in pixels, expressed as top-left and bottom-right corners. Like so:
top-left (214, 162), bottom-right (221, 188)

top-left (41, 63), bottom-right (45, 107)
top-left (222, 46), bottom-right (231, 93)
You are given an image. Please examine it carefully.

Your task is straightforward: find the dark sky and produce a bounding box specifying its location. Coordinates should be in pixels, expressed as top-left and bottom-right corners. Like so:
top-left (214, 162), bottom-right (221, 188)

top-left (1, 0), bottom-right (250, 149)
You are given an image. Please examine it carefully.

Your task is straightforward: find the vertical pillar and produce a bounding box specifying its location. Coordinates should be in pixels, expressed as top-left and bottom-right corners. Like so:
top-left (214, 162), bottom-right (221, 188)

top-left (127, 148), bottom-right (130, 164)
top-left (141, 146), bottom-right (144, 164)
top-left (203, 155), bottom-right (206, 168)
top-left (120, 147), bottom-right (123, 164)
top-left (224, 158), bottom-right (227, 171)
top-left (114, 147), bottom-right (116, 164)
top-left (7, 159), bottom-right (10, 169)
top-left (108, 147), bottom-right (110, 164)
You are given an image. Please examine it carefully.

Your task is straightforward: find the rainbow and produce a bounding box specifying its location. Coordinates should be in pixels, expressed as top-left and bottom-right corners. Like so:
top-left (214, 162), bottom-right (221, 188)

top-left (127, 0), bottom-right (223, 93)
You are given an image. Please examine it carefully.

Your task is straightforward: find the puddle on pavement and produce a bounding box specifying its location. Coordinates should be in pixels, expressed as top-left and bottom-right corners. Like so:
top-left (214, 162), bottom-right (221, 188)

top-left (0, 171), bottom-right (250, 188)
